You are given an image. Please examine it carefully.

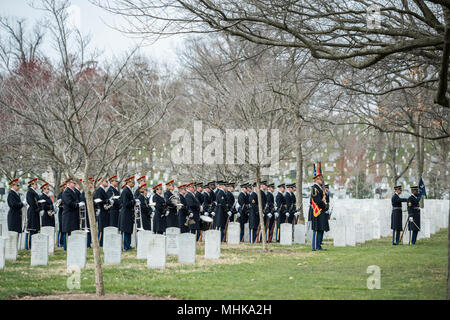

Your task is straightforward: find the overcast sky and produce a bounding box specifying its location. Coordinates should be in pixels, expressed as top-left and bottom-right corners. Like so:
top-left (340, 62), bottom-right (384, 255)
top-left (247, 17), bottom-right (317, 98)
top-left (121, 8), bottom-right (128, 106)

top-left (0, 0), bottom-right (185, 68)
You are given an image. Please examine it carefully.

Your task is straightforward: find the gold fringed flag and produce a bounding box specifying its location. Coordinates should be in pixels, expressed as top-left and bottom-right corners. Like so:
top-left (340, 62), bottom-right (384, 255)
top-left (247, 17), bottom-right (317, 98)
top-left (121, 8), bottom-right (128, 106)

top-left (312, 198), bottom-right (322, 217)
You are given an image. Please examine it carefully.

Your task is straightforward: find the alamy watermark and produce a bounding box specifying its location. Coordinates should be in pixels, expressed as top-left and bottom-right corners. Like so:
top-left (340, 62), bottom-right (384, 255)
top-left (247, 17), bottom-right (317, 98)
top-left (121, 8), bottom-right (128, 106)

top-left (170, 121), bottom-right (279, 175)
top-left (366, 265), bottom-right (381, 289)
top-left (67, 267), bottom-right (81, 290)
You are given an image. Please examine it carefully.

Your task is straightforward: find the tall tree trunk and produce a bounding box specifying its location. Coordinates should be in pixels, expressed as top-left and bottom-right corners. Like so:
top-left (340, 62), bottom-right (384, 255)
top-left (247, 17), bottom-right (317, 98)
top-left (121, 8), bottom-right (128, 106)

top-left (255, 166), bottom-right (267, 251)
top-left (416, 124), bottom-right (425, 208)
top-left (295, 134), bottom-right (304, 224)
top-left (83, 163), bottom-right (104, 296)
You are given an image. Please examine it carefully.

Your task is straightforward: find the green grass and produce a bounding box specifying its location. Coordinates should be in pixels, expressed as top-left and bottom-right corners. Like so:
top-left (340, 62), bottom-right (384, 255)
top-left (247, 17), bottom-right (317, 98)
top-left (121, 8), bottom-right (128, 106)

top-left (0, 229), bottom-right (447, 300)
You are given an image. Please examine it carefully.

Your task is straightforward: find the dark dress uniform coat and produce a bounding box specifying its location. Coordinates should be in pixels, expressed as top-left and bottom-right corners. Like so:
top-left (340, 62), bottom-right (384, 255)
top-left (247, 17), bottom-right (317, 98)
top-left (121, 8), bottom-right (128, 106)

top-left (57, 192), bottom-right (64, 232)
top-left (107, 186), bottom-right (121, 228)
top-left (137, 192), bottom-right (152, 230)
top-left (26, 187), bottom-right (40, 232)
top-left (185, 191), bottom-right (201, 230)
top-left (407, 194), bottom-right (421, 232)
top-left (310, 184), bottom-right (329, 232)
top-left (214, 189), bottom-right (228, 228)
top-left (237, 191), bottom-right (249, 224)
top-left (226, 190), bottom-right (236, 221)
top-left (391, 193), bottom-right (407, 231)
top-left (94, 186), bottom-right (110, 233)
top-left (178, 193), bottom-right (190, 233)
top-left (152, 193), bottom-right (167, 234)
top-left (164, 190), bottom-right (178, 228)
top-left (249, 191), bottom-right (260, 229)
top-left (7, 190), bottom-right (24, 233)
top-left (266, 191), bottom-right (275, 227)
top-left (39, 193), bottom-right (55, 227)
top-left (119, 186), bottom-right (135, 234)
top-left (62, 187), bottom-right (80, 233)
top-left (276, 192), bottom-right (287, 225)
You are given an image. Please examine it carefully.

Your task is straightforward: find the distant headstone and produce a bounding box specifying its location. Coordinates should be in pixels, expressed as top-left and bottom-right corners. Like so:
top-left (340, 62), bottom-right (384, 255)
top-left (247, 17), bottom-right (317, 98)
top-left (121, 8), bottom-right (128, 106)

top-left (31, 234), bottom-right (49, 266)
top-left (104, 226), bottom-right (119, 237)
top-left (244, 222), bottom-right (249, 242)
top-left (372, 220), bottom-right (381, 239)
top-left (0, 237), bottom-right (6, 270)
top-left (71, 231), bottom-right (88, 247)
top-left (227, 222), bottom-right (240, 245)
top-left (67, 233), bottom-right (87, 270)
top-left (104, 233), bottom-right (122, 265)
top-left (402, 227), bottom-right (410, 245)
top-left (422, 219), bottom-right (431, 238)
top-left (333, 223), bottom-right (346, 247)
top-left (147, 234), bottom-right (166, 269)
top-left (177, 233), bottom-right (196, 264)
top-left (293, 224), bottom-right (305, 245)
top-left (345, 221), bottom-right (356, 246)
top-left (355, 223), bottom-right (365, 243)
top-left (204, 230), bottom-right (221, 259)
top-left (5, 231), bottom-right (18, 261)
top-left (18, 232), bottom-right (26, 250)
top-left (137, 230), bottom-right (154, 260)
top-left (40, 226), bottom-right (55, 255)
top-left (131, 224), bottom-right (137, 248)
top-left (280, 223), bottom-right (292, 246)
top-left (165, 227), bottom-right (180, 255)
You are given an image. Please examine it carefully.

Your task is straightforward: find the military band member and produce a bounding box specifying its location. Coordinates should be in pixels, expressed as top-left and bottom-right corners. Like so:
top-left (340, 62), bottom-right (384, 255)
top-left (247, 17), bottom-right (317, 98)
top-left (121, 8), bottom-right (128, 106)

top-left (214, 181), bottom-right (229, 242)
top-left (177, 184), bottom-right (190, 233)
top-left (266, 183), bottom-right (276, 242)
top-left (310, 162), bottom-right (329, 251)
top-left (285, 184), bottom-right (294, 224)
top-left (152, 183), bottom-right (167, 235)
top-left (7, 178), bottom-right (25, 234)
top-left (407, 186), bottom-right (421, 245)
top-left (248, 183), bottom-right (260, 244)
top-left (119, 176), bottom-right (136, 251)
top-left (26, 178), bottom-right (40, 249)
top-left (257, 181), bottom-right (267, 242)
top-left (202, 184), bottom-right (214, 216)
top-left (391, 185), bottom-right (407, 245)
top-left (94, 177), bottom-right (111, 247)
top-left (56, 183), bottom-right (66, 247)
top-left (62, 178), bottom-right (84, 251)
top-left (195, 183), bottom-right (204, 208)
top-left (134, 175), bottom-right (146, 198)
top-left (107, 175), bottom-right (121, 228)
top-left (164, 179), bottom-right (178, 228)
top-left (185, 182), bottom-right (201, 240)
top-left (39, 182), bottom-right (55, 227)
top-left (274, 183), bottom-right (287, 242)
top-left (236, 183), bottom-right (249, 242)
top-left (225, 182), bottom-right (236, 223)
top-left (137, 183), bottom-right (152, 230)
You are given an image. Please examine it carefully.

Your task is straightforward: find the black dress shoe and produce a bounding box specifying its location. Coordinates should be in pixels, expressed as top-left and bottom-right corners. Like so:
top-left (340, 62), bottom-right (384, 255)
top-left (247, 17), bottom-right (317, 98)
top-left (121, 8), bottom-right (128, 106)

top-left (312, 249), bottom-right (316, 251)
top-left (318, 248), bottom-right (327, 251)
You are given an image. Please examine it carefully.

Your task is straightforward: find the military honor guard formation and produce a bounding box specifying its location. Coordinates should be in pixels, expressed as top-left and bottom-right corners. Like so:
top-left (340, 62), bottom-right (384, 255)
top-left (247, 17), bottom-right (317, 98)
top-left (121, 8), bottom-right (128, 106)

top-left (6, 162), bottom-right (424, 253)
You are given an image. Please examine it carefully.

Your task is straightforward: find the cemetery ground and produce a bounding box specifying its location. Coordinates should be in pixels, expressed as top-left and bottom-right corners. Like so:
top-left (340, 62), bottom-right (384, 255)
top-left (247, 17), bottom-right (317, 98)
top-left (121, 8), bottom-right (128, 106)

top-left (0, 229), bottom-right (447, 300)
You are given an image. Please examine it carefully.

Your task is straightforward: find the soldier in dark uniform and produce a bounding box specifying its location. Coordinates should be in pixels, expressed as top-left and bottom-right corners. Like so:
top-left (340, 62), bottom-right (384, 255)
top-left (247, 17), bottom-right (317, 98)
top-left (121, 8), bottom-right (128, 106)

top-left (201, 184), bottom-right (213, 217)
top-left (26, 178), bottom-right (40, 249)
top-left (214, 181), bottom-right (229, 242)
top-left (256, 182), bottom-right (267, 242)
top-left (274, 183), bottom-right (287, 242)
top-left (227, 183), bottom-right (237, 222)
top-left (266, 183), bottom-right (276, 242)
top-left (236, 183), bottom-right (250, 242)
top-left (285, 184), bottom-right (295, 224)
top-left (107, 175), bottom-right (121, 228)
top-left (119, 176), bottom-right (136, 251)
top-left (93, 177), bottom-right (111, 247)
top-left (310, 162), bottom-right (329, 251)
top-left (248, 183), bottom-right (259, 243)
top-left (56, 183), bottom-right (65, 248)
top-left (134, 175), bottom-right (146, 199)
top-left (185, 182), bottom-right (201, 240)
top-left (7, 178), bottom-right (25, 234)
top-left (407, 186), bottom-right (421, 245)
top-left (164, 180), bottom-right (178, 229)
top-left (38, 182), bottom-right (55, 227)
top-left (391, 185), bottom-right (407, 245)
top-left (152, 183), bottom-right (167, 234)
top-left (177, 184), bottom-right (190, 233)
top-left (136, 183), bottom-right (152, 230)
top-left (62, 178), bottom-right (84, 251)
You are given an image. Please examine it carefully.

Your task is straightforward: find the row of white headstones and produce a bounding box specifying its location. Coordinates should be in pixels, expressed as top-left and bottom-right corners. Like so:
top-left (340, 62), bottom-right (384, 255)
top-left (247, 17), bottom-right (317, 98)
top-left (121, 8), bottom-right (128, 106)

top-left (0, 199), bottom-right (448, 270)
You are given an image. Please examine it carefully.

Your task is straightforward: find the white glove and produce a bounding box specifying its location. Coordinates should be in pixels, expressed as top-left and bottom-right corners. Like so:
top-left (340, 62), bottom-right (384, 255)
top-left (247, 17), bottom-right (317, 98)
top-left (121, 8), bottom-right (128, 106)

top-left (135, 199), bottom-right (141, 206)
top-left (166, 210), bottom-right (170, 216)
top-left (237, 212), bottom-right (241, 218)
top-left (204, 212), bottom-right (209, 216)
top-left (268, 213), bottom-right (272, 219)
top-left (78, 201), bottom-right (85, 207)
top-left (227, 211), bottom-right (232, 216)
top-left (275, 212), bottom-right (279, 218)
top-left (109, 199), bottom-right (114, 205)
top-left (236, 204), bottom-right (240, 211)
top-left (189, 212), bottom-right (193, 218)
top-left (409, 217), bottom-right (413, 222)
top-left (294, 211), bottom-right (299, 217)
top-left (286, 212), bottom-right (290, 217)
top-left (39, 210), bottom-right (45, 217)
top-left (23, 201), bottom-right (28, 206)
top-left (200, 205), bottom-right (203, 212)
top-left (211, 212), bottom-right (216, 216)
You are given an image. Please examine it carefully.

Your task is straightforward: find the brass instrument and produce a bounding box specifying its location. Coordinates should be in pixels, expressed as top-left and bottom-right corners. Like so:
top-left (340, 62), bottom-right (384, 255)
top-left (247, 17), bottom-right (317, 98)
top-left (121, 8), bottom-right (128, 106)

top-left (79, 202), bottom-right (89, 232)
top-left (134, 199), bottom-right (144, 231)
top-left (104, 195), bottom-right (120, 210)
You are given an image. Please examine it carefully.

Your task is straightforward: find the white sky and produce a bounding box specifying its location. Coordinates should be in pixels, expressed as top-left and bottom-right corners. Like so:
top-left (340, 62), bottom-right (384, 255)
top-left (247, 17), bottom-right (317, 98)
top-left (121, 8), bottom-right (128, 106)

top-left (0, 0), bottom-right (186, 68)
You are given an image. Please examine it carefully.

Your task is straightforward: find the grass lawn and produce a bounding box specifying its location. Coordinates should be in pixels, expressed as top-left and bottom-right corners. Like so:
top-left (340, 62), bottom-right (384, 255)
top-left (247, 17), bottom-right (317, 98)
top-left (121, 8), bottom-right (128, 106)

top-left (0, 229), bottom-right (447, 300)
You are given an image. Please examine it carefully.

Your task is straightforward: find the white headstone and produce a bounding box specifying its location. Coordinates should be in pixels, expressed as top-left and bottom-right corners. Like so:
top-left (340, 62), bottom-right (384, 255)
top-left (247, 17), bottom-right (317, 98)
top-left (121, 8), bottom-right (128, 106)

top-left (104, 226), bottom-right (119, 237)
top-left (345, 222), bottom-right (356, 246)
top-left (165, 227), bottom-right (180, 255)
top-left (147, 234), bottom-right (166, 269)
top-left (177, 233), bottom-right (196, 264)
top-left (18, 232), bottom-right (26, 250)
top-left (40, 226), bottom-right (55, 255)
top-left (131, 224), bottom-right (137, 248)
top-left (333, 223), bottom-right (346, 247)
top-left (372, 219), bottom-right (381, 239)
top-left (0, 237), bottom-right (6, 270)
top-left (67, 233), bottom-right (87, 270)
top-left (307, 227), bottom-right (313, 243)
top-left (280, 223), bottom-right (292, 246)
top-left (5, 231), bottom-right (18, 261)
top-left (137, 230), bottom-right (154, 260)
top-left (355, 223), bottom-right (365, 243)
top-left (293, 224), bottom-right (305, 245)
top-left (402, 226), bottom-right (410, 245)
top-left (104, 233), bottom-right (122, 265)
top-left (244, 222), bottom-right (249, 242)
top-left (204, 230), bottom-right (221, 259)
top-left (71, 230), bottom-right (88, 247)
top-left (422, 219), bottom-right (431, 238)
top-left (31, 233), bottom-right (49, 266)
top-left (226, 222), bottom-right (240, 245)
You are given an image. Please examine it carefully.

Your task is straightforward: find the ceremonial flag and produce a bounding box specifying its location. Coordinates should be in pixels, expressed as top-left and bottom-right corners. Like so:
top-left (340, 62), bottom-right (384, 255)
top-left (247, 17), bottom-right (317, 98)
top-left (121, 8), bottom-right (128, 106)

top-left (312, 199), bottom-right (322, 217)
top-left (418, 178), bottom-right (427, 200)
